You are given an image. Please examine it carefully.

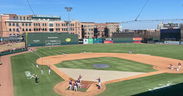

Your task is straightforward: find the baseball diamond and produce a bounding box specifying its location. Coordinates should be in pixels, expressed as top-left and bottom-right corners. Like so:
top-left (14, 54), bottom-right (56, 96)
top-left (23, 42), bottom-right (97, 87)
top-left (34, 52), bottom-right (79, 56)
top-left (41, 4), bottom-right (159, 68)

top-left (1, 43), bottom-right (183, 96)
top-left (1, 1), bottom-right (183, 96)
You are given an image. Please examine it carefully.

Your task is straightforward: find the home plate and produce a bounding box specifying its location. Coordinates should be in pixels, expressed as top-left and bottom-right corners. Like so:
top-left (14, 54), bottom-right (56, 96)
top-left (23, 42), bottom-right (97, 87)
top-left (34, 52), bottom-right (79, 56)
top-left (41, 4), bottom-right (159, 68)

top-left (59, 68), bottom-right (145, 82)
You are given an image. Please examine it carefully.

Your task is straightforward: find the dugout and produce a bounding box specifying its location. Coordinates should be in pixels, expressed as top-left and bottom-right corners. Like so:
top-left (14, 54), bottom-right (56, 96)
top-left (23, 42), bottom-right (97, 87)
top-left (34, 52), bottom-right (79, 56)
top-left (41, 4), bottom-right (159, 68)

top-left (26, 32), bottom-right (78, 47)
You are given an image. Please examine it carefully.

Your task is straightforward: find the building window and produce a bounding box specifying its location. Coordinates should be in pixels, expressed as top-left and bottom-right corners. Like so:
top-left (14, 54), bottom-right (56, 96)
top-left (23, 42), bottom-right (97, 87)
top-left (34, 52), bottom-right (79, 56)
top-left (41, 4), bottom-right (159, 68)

top-left (49, 28), bottom-right (54, 31)
top-left (56, 23), bottom-right (60, 26)
top-left (16, 23), bottom-right (19, 26)
top-left (9, 28), bottom-right (11, 31)
top-left (12, 23), bottom-right (15, 26)
top-left (49, 23), bottom-right (53, 27)
top-left (29, 29), bottom-right (31, 31)
top-left (22, 23), bottom-right (24, 26)
top-left (26, 23), bottom-right (28, 26)
top-left (29, 23), bottom-right (31, 26)
top-left (26, 28), bottom-right (28, 31)
top-left (16, 28), bottom-right (19, 32)
top-left (13, 28), bottom-right (15, 31)
top-left (22, 28), bottom-right (25, 31)
top-left (56, 28), bottom-right (60, 31)
top-left (9, 23), bottom-right (11, 26)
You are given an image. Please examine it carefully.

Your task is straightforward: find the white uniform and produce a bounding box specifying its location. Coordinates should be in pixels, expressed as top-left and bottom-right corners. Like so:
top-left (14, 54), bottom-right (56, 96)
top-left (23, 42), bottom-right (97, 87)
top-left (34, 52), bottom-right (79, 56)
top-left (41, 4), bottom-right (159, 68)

top-left (74, 84), bottom-right (77, 91)
top-left (48, 69), bottom-right (51, 75)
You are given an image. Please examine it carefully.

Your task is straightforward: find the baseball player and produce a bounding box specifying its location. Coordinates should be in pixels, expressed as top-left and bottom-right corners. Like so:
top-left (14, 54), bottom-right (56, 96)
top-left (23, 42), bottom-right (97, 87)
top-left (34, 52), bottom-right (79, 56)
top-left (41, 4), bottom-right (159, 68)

top-left (177, 63), bottom-right (182, 71)
top-left (97, 77), bottom-right (102, 89)
top-left (35, 75), bottom-right (39, 83)
top-left (77, 75), bottom-right (82, 88)
top-left (68, 80), bottom-right (72, 90)
top-left (73, 82), bottom-right (77, 91)
top-left (168, 64), bottom-right (173, 70)
top-left (48, 66), bottom-right (51, 75)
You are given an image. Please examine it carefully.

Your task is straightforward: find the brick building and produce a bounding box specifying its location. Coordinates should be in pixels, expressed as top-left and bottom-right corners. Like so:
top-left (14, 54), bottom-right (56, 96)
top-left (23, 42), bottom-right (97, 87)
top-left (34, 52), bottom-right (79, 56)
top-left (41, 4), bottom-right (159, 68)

top-left (0, 14), bottom-right (120, 39)
top-left (81, 22), bottom-right (120, 38)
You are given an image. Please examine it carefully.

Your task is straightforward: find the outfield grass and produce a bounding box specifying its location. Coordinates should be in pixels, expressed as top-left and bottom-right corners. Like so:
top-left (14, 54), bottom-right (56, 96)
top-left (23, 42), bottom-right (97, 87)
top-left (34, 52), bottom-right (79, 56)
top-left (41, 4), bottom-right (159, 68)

top-left (11, 43), bottom-right (183, 96)
top-left (56, 57), bottom-right (156, 72)
top-left (37, 43), bottom-right (183, 60)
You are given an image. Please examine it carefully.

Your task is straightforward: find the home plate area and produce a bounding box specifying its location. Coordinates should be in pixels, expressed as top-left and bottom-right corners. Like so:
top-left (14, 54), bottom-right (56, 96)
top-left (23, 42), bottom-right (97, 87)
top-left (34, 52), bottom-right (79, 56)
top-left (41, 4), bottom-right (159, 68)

top-left (59, 68), bottom-right (145, 82)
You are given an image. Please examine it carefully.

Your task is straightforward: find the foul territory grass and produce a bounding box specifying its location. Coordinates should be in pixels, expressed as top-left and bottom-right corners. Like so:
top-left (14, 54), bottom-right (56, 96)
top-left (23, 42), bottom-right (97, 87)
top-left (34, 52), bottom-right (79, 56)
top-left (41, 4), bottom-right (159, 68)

top-left (56, 57), bottom-right (156, 72)
top-left (11, 53), bottom-right (63, 96)
top-left (98, 73), bottom-right (183, 96)
top-left (11, 43), bottom-right (183, 96)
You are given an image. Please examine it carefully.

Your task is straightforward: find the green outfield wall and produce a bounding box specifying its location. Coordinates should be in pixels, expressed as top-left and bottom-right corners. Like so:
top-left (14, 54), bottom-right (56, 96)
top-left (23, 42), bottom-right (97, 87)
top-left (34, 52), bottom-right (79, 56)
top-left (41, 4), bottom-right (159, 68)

top-left (26, 32), bottom-right (78, 47)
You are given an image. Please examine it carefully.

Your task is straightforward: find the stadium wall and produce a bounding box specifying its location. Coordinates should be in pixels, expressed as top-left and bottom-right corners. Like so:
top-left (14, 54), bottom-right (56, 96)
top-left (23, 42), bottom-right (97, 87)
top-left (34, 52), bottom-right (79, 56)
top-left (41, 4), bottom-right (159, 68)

top-left (0, 48), bottom-right (27, 56)
top-left (181, 29), bottom-right (183, 41)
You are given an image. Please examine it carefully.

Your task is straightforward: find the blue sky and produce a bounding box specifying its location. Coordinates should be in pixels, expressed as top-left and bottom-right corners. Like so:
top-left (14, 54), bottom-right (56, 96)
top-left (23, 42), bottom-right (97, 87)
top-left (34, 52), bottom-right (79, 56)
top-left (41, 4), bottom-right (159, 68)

top-left (1, 0), bottom-right (183, 29)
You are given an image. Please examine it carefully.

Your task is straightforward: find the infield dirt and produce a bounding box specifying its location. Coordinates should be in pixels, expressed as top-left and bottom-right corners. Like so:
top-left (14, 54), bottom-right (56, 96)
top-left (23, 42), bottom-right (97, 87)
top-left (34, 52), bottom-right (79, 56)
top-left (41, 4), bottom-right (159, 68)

top-left (36, 53), bottom-right (183, 96)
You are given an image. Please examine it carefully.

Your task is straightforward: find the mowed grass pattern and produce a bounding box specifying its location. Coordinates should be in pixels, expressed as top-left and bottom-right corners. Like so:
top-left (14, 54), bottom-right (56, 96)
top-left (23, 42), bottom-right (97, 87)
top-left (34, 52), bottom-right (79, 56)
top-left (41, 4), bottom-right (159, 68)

top-left (11, 43), bottom-right (183, 96)
top-left (98, 73), bottom-right (183, 96)
top-left (56, 57), bottom-right (156, 72)
top-left (11, 53), bottom-right (63, 96)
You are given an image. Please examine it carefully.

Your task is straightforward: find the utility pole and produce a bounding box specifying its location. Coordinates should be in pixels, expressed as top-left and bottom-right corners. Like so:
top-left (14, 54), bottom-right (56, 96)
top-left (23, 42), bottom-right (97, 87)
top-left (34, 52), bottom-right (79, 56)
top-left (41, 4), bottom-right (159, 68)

top-left (64, 7), bottom-right (73, 33)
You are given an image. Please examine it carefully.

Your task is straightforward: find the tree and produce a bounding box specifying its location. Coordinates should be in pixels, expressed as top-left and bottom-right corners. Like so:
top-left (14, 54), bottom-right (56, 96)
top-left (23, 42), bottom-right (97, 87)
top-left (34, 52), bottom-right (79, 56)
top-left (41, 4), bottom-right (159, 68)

top-left (104, 27), bottom-right (109, 38)
top-left (116, 28), bottom-right (120, 33)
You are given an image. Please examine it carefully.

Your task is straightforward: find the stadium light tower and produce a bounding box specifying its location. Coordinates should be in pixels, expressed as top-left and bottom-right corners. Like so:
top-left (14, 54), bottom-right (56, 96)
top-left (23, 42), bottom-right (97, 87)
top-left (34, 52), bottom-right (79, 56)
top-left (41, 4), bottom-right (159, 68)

top-left (64, 7), bottom-right (73, 33)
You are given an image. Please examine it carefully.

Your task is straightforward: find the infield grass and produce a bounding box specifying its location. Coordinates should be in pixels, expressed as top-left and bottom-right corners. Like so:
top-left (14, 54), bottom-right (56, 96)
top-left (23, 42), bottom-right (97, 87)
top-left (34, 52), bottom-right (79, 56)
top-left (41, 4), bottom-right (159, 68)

top-left (56, 57), bottom-right (156, 72)
top-left (11, 43), bottom-right (183, 96)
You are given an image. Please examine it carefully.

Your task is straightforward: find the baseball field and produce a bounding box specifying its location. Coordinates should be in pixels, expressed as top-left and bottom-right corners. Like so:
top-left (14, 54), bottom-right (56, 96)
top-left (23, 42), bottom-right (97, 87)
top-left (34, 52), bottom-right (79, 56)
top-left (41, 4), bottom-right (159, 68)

top-left (10, 43), bottom-right (183, 96)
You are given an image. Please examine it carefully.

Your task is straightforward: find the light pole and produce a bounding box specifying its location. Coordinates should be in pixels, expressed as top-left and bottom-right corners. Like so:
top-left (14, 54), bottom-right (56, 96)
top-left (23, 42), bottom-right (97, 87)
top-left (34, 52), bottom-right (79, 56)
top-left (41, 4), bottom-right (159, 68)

top-left (64, 7), bottom-right (73, 33)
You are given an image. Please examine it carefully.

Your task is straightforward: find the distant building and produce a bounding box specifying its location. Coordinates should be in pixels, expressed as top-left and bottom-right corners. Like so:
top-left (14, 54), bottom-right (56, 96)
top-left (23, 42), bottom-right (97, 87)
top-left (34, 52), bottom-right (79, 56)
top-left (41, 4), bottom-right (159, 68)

top-left (0, 14), bottom-right (81, 38)
top-left (81, 22), bottom-right (120, 38)
top-left (0, 14), bottom-right (120, 39)
top-left (157, 22), bottom-right (179, 29)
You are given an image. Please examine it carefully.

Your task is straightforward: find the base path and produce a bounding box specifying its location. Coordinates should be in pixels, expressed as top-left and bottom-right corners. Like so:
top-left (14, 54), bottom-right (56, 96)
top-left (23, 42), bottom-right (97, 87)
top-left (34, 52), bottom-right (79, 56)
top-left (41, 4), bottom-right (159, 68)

top-left (59, 68), bottom-right (145, 82)
top-left (36, 53), bottom-right (183, 96)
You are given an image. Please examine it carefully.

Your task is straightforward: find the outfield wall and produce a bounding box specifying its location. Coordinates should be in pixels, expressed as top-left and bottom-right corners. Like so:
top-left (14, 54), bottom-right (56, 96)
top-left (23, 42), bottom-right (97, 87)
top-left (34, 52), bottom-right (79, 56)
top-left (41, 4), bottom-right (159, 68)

top-left (164, 41), bottom-right (181, 45)
top-left (26, 32), bottom-right (78, 47)
top-left (0, 48), bottom-right (27, 56)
